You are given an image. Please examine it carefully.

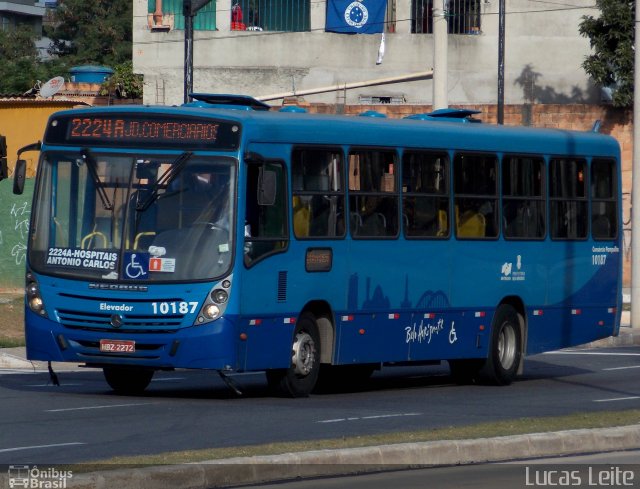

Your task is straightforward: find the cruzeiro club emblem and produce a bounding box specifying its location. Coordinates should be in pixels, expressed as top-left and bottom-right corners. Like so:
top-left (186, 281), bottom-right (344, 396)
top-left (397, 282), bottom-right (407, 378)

top-left (344, 1), bottom-right (369, 28)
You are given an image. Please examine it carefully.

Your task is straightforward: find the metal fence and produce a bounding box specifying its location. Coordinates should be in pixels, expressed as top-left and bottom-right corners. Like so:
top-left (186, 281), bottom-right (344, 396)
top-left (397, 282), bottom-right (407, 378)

top-left (231, 0), bottom-right (310, 32)
top-left (411, 0), bottom-right (481, 34)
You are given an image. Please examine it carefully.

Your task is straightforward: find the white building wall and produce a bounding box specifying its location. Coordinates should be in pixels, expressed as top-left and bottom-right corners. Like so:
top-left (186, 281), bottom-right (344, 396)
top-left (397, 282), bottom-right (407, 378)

top-left (133, 0), bottom-right (600, 107)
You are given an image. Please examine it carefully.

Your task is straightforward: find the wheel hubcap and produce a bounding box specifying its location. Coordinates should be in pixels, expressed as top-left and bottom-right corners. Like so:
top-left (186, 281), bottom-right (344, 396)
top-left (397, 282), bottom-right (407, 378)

top-left (497, 323), bottom-right (517, 370)
top-left (292, 331), bottom-right (316, 377)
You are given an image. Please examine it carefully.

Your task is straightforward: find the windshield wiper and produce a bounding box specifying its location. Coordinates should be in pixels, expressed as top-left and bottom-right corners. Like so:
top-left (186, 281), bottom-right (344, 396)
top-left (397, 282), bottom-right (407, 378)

top-left (81, 148), bottom-right (113, 210)
top-left (137, 151), bottom-right (193, 212)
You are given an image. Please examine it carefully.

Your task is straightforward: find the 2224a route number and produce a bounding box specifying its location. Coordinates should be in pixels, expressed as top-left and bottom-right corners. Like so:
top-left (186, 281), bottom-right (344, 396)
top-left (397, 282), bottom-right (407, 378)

top-left (151, 301), bottom-right (199, 315)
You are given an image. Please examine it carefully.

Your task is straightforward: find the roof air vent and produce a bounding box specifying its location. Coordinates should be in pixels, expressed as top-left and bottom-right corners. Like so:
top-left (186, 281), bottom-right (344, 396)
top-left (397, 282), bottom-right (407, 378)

top-left (405, 108), bottom-right (481, 123)
top-left (359, 110), bottom-right (386, 118)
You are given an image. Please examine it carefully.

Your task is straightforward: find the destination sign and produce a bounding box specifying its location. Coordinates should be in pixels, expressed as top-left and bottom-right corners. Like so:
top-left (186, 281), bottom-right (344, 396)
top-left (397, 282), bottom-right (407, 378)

top-left (45, 113), bottom-right (241, 150)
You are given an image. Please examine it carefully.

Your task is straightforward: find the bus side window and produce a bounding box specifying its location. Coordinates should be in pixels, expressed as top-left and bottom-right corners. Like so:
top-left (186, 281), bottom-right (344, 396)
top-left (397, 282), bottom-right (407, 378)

top-left (549, 158), bottom-right (588, 240)
top-left (591, 159), bottom-right (618, 240)
top-left (453, 153), bottom-right (498, 239)
top-left (291, 147), bottom-right (345, 239)
top-left (244, 160), bottom-right (289, 266)
top-left (402, 151), bottom-right (449, 238)
top-left (348, 149), bottom-right (399, 238)
top-left (502, 155), bottom-right (545, 240)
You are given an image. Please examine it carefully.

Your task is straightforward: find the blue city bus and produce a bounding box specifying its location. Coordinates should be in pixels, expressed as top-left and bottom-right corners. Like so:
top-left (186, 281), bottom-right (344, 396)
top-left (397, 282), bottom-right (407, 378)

top-left (10, 94), bottom-right (622, 397)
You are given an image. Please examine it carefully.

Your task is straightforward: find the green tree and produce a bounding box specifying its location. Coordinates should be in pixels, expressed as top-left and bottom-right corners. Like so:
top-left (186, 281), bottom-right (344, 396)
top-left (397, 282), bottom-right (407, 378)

top-left (99, 61), bottom-right (143, 99)
top-left (579, 0), bottom-right (634, 108)
top-left (0, 25), bottom-right (43, 94)
top-left (46, 0), bottom-right (133, 67)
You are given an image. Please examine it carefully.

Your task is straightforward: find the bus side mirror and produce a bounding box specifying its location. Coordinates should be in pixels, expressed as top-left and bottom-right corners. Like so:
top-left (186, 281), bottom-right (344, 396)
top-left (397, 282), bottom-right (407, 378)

top-left (13, 159), bottom-right (26, 195)
top-left (257, 168), bottom-right (276, 206)
top-left (13, 140), bottom-right (41, 194)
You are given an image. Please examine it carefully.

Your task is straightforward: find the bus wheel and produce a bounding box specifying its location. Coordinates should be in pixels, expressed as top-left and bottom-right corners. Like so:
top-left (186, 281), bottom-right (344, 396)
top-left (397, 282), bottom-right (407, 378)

top-left (103, 367), bottom-right (154, 394)
top-left (479, 304), bottom-right (522, 385)
top-left (266, 312), bottom-right (320, 398)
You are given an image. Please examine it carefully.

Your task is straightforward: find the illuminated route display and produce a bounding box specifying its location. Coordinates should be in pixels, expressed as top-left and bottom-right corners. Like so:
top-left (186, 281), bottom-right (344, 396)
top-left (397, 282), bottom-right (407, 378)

top-left (44, 113), bottom-right (241, 150)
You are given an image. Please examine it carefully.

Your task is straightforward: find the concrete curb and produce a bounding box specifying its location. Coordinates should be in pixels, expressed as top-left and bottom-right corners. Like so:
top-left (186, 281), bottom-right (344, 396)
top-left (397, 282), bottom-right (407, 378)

top-left (0, 346), bottom-right (82, 371)
top-left (4, 425), bottom-right (636, 489)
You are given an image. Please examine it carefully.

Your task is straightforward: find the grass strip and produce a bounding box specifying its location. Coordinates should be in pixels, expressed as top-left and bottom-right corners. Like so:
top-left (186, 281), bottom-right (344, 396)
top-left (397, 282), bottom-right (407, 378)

top-left (74, 409), bottom-right (640, 470)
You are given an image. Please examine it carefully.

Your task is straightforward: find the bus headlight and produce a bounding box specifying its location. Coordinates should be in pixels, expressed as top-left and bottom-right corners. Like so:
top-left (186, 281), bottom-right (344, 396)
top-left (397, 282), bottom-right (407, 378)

top-left (211, 289), bottom-right (228, 304)
top-left (29, 296), bottom-right (44, 313)
top-left (195, 276), bottom-right (232, 325)
top-left (25, 274), bottom-right (48, 317)
top-left (27, 283), bottom-right (39, 298)
top-left (202, 304), bottom-right (221, 320)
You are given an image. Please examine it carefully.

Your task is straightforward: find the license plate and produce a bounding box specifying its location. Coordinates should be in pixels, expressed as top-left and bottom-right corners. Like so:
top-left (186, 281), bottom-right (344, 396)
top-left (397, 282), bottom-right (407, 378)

top-left (99, 339), bottom-right (135, 353)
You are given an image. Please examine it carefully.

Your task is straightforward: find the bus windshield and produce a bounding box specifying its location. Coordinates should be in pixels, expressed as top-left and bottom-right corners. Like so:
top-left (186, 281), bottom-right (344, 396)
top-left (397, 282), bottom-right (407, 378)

top-left (29, 151), bottom-right (236, 282)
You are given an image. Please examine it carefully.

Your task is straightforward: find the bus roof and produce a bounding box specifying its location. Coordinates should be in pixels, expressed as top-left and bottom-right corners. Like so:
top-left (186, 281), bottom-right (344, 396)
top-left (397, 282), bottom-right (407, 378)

top-left (46, 103), bottom-right (620, 159)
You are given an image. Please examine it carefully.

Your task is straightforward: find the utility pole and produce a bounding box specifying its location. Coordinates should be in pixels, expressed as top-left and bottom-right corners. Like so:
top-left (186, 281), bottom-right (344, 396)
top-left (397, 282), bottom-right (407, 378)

top-left (631, 0), bottom-right (640, 328)
top-left (432, 0), bottom-right (448, 110)
top-left (183, 0), bottom-right (212, 104)
top-left (497, 0), bottom-right (505, 124)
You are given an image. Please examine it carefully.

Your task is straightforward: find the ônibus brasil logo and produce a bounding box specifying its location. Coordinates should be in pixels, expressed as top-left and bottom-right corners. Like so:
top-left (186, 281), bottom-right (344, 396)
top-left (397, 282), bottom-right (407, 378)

top-left (8, 465), bottom-right (73, 488)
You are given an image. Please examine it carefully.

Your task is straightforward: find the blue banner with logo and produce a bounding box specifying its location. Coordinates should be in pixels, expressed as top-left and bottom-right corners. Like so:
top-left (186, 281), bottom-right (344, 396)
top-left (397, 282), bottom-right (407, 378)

top-left (326, 0), bottom-right (387, 34)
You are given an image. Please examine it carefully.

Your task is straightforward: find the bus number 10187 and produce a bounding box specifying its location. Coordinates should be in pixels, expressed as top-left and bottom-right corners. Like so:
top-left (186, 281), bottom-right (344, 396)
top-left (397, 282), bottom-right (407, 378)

top-left (151, 301), bottom-right (199, 315)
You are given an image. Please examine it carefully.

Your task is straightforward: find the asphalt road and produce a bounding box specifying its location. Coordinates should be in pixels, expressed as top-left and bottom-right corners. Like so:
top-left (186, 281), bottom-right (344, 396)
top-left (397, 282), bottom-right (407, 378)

top-left (0, 345), bottom-right (639, 465)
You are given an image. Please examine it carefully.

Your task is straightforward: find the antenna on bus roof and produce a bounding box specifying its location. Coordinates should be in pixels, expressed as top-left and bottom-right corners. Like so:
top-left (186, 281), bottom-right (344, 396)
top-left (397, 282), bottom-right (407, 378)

top-left (39, 76), bottom-right (65, 98)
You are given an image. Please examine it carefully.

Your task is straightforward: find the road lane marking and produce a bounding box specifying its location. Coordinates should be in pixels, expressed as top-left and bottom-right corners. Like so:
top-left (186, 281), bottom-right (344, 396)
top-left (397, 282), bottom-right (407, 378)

top-left (603, 365), bottom-right (640, 371)
top-left (594, 396), bottom-right (640, 403)
top-left (151, 377), bottom-right (186, 382)
top-left (0, 442), bottom-right (85, 453)
top-left (46, 403), bottom-right (152, 412)
top-left (318, 412), bottom-right (422, 424)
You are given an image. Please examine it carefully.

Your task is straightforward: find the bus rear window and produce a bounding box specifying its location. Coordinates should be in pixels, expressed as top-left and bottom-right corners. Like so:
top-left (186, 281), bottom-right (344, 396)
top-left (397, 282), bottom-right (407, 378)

top-left (591, 159), bottom-right (618, 240)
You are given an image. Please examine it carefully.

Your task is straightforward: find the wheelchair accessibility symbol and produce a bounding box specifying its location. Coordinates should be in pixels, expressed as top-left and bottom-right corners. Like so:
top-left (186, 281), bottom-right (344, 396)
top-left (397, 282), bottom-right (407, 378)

top-left (124, 252), bottom-right (149, 279)
top-left (449, 321), bottom-right (458, 344)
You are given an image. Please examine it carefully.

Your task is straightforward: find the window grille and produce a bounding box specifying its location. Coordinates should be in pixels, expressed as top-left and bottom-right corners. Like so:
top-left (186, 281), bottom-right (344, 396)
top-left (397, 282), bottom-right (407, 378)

top-left (411, 0), bottom-right (481, 34)
top-left (231, 0), bottom-right (310, 32)
top-left (148, 0), bottom-right (216, 30)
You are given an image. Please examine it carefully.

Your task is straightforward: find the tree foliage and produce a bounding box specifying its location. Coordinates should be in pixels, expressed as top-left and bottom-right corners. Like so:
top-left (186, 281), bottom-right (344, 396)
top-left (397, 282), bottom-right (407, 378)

top-left (46, 0), bottom-right (133, 67)
top-left (99, 61), bottom-right (143, 99)
top-left (0, 0), bottom-right (140, 97)
top-left (0, 25), bottom-right (65, 94)
top-left (579, 0), bottom-right (634, 108)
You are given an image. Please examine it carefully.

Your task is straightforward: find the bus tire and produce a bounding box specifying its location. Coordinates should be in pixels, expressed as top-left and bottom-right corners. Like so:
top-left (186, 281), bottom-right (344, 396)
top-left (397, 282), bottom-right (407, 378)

top-left (103, 367), bottom-right (154, 394)
top-left (266, 312), bottom-right (321, 398)
top-left (478, 304), bottom-right (522, 385)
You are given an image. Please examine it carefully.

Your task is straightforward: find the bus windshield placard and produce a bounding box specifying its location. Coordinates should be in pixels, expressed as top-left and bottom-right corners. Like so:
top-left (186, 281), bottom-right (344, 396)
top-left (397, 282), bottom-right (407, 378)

top-left (45, 114), bottom-right (241, 150)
